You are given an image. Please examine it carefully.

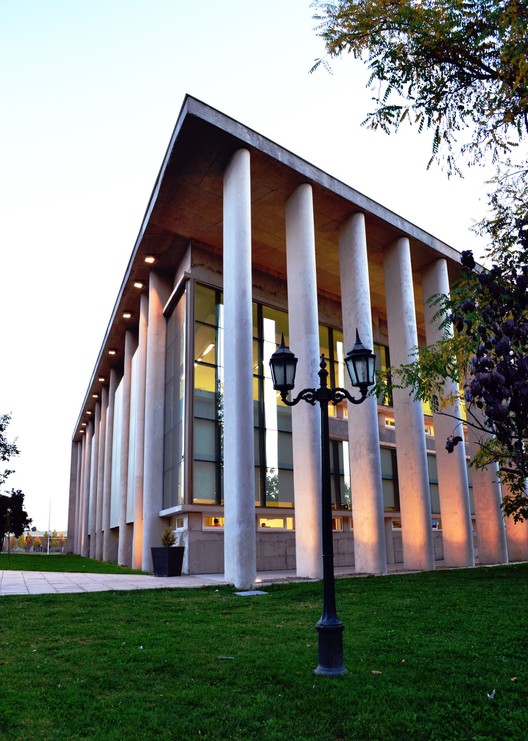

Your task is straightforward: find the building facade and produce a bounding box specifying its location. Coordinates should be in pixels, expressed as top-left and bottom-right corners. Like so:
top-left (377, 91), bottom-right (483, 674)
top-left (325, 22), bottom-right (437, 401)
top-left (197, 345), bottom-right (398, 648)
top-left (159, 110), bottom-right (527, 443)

top-left (68, 96), bottom-right (528, 589)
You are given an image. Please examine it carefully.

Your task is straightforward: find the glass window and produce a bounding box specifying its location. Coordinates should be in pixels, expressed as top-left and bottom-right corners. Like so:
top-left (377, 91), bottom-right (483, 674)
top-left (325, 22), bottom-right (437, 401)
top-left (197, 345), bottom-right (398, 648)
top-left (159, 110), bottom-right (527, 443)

top-left (195, 283), bottom-right (218, 324)
top-left (164, 291), bottom-right (186, 508)
top-left (193, 461), bottom-right (218, 505)
top-left (427, 454), bottom-right (440, 514)
top-left (258, 516), bottom-right (294, 530)
top-left (203, 516), bottom-right (224, 528)
top-left (380, 447), bottom-right (399, 511)
top-left (375, 344), bottom-right (391, 406)
top-left (193, 285), bottom-right (223, 505)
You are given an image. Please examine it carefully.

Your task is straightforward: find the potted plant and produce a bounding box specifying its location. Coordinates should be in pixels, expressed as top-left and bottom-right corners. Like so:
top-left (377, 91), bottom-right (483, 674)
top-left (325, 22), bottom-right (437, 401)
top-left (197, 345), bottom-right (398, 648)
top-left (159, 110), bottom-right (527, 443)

top-left (151, 527), bottom-right (184, 577)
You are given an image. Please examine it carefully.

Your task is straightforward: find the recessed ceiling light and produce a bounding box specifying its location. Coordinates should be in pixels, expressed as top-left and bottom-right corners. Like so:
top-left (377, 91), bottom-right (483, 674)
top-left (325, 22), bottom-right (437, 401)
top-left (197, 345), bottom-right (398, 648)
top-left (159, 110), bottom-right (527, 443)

top-left (144, 255), bottom-right (156, 264)
top-left (108, 349), bottom-right (117, 355)
top-left (86, 411), bottom-right (92, 415)
top-left (98, 377), bottom-right (106, 382)
top-left (133, 281), bottom-right (144, 289)
top-left (122, 311), bottom-right (132, 319)
top-left (92, 394), bottom-right (99, 399)
top-left (81, 422), bottom-right (87, 426)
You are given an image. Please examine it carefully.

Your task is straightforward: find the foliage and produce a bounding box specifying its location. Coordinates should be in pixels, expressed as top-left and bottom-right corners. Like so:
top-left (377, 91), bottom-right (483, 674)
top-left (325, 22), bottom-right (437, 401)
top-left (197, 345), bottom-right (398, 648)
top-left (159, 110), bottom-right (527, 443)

top-left (0, 413), bottom-right (19, 488)
top-left (312, 1), bottom-right (528, 520)
top-left (312, 0), bottom-right (528, 173)
top-left (160, 526), bottom-right (177, 548)
top-left (0, 565), bottom-right (527, 738)
top-left (0, 489), bottom-right (32, 550)
top-left (0, 414), bottom-right (30, 548)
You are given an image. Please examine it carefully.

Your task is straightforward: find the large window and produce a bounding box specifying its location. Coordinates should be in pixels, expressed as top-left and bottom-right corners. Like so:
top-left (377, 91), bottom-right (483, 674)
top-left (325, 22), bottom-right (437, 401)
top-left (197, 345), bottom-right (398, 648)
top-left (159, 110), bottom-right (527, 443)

top-left (330, 440), bottom-right (351, 509)
top-left (380, 447), bottom-right (400, 511)
top-left (189, 283), bottom-right (397, 513)
top-left (163, 290), bottom-right (187, 508)
top-left (193, 284), bottom-right (223, 505)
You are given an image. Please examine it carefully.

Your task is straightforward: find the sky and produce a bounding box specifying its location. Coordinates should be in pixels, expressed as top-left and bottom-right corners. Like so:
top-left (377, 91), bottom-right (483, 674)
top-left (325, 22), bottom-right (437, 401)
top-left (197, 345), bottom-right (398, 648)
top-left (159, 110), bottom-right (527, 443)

top-left (0, 0), bottom-right (493, 532)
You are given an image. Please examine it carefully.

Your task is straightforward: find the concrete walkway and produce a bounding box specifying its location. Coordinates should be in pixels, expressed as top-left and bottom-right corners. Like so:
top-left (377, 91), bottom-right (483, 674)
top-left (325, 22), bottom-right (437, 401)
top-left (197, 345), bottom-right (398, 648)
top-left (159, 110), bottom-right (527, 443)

top-left (0, 570), bottom-right (228, 596)
top-left (0, 564), bottom-right (409, 597)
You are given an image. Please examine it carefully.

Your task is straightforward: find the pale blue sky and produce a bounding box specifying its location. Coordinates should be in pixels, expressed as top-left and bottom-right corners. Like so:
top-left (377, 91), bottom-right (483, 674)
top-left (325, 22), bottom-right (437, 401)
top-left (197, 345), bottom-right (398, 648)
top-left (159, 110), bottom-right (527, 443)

top-left (0, 0), bottom-right (489, 530)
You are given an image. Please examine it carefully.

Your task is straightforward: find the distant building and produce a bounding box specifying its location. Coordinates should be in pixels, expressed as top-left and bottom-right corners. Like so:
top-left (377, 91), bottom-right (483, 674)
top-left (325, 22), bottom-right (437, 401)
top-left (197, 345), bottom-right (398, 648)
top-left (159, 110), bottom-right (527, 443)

top-left (68, 96), bottom-right (526, 589)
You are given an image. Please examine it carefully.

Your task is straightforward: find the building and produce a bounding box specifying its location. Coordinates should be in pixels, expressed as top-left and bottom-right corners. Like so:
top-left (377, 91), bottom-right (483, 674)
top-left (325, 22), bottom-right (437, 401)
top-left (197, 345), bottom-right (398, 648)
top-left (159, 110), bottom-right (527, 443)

top-left (68, 96), bottom-right (528, 589)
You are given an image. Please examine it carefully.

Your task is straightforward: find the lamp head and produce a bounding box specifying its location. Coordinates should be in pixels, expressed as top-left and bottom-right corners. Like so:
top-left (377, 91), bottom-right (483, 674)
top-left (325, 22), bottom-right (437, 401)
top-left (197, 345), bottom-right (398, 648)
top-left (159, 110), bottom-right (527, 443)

top-left (344, 330), bottom-right (376, 391)
top-left (269, 334), bottom-right (298, 393)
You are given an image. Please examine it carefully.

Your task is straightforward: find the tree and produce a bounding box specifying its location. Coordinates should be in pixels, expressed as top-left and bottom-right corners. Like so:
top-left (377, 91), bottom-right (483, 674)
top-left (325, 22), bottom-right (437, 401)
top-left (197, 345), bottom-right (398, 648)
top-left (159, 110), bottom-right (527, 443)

top-left (1, 413), bottom-right (20, 488)
top-left (0, 490), bottom-right (32, 551)
top-left (312, 0), bottom-right (528, 173)
top-left (312, 1), bottom-right (528, 520)
top-left (0, 414), bottom-right (31, 549)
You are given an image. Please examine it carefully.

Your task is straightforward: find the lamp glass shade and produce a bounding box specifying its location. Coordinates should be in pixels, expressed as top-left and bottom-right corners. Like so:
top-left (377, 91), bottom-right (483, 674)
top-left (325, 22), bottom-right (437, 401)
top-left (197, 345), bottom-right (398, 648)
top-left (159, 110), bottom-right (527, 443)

top-left (344, 330), bottom-right (376, 388)
top-left (269, 335), bottom-right (298, 392)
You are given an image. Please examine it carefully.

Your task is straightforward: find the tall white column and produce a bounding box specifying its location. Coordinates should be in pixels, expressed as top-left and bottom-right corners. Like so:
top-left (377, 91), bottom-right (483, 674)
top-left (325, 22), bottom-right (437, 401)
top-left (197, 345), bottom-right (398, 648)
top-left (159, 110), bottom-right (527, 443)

top-left (102, 369), bottom-right (118, 562)
top-left (142, 271), bottom-right (171, 571)
top-left (89, 404), bottom-right (100, 559)
top-left (95, 386), bottom-right (107, 560)
top-left (466, 421), bottom-right (508, 564)
top-left (74, 434), bottom-right (86, 554)
top-left (285, 183), bottom-right (322, 579)
top-left (118, 331), bottom-right (135, 566)
top-left (504, 484), bottom-right (528, 561)
top-left (223, 148), bottom-right (256, 589)
top-left (67, 441), bottom-right (81, 554)
top-left (132, 293), bottom-right (148, 570)
top-left (422, 259), bottom-right (474, 567)
top-left (339, 212), bottom-right (387, 574)
top-left (81, 421), bottom-right (93, 558)
top-left (384, 237), bottom-right (434, 570)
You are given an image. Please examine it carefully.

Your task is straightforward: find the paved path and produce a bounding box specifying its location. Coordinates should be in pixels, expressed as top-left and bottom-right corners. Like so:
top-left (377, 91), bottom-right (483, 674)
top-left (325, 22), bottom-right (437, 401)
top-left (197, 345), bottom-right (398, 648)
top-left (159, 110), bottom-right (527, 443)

top-left (0, 570), bottom-right (227, 596)
top-left (0, 563), bottom-right (416, 597)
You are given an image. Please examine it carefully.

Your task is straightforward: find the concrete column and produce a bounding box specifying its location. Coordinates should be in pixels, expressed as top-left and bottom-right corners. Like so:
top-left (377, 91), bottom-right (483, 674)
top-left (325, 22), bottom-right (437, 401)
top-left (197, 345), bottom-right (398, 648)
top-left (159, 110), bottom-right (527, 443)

top-left (222, 148), bottom-right (256, 589)
top-left (74, 434), bottom-right (86, 554)
top-left (132, 293), bottom-right (148, 570)
top-left (422, 259), bottom-right (474, 567)
top-left (285, 183), bottom-right (322, 579)
top-left (384, 519), bottom-right (395, 564)
top-left (103, 369), bottom-right (118, 562)
top-left (117, 331), bottom-right (136, 566)
top-left (67, 441), bottom-right (81, 554)
top-left (95, 386), bottom-right (107, 560)
top-left (466, 414), bottom-right (508, 564)
top-left (142, 271), bottom-right (171, 571)
top-left (504, 485), bottom-right (528, 561)
top-left (384, 237), bottom-right (435, 570)
top-left (339, 212), bottom-right (387, 574)
top-left (81, 420), bottom-right (93, 558)
top-left (88, 404), bottom-right (100, 559)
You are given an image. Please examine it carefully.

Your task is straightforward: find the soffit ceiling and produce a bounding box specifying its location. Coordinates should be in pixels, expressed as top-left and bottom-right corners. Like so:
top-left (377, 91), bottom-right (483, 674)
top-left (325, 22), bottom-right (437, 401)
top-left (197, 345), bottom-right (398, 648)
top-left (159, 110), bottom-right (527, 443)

top-left (73, 97), bottom-right (465, 439)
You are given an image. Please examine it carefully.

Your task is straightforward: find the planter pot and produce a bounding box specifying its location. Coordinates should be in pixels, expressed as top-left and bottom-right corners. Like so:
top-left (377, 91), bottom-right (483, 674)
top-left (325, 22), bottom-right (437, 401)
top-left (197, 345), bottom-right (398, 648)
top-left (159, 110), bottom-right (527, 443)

top-left (151, 546), bottom-right (184, 577)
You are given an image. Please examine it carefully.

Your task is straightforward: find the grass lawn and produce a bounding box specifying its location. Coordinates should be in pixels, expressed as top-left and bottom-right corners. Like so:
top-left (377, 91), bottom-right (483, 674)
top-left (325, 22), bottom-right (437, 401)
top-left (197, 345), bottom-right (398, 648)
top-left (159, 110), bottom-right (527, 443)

top-left (0, 564), bottom-right (527, 740)
top-left (0, 553), bottom-right (145, 574)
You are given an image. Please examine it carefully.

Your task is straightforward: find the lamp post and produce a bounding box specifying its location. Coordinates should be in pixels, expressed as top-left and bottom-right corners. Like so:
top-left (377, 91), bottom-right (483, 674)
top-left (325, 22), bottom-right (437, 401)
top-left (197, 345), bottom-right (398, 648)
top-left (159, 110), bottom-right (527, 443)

top-left (269, 330), bottom-right (375, 677)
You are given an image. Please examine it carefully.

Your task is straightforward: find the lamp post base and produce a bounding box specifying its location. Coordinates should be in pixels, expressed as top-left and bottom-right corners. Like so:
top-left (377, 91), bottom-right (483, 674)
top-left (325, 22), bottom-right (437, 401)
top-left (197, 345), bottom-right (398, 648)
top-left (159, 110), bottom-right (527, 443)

top-left (313, 619), bottom-right (348, 677)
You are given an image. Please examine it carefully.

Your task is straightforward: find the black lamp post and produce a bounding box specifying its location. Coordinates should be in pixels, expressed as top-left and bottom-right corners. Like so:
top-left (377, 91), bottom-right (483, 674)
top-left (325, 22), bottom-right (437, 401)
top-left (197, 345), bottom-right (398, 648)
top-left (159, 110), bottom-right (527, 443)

top-left (269, 330), bottom-right (375, 677)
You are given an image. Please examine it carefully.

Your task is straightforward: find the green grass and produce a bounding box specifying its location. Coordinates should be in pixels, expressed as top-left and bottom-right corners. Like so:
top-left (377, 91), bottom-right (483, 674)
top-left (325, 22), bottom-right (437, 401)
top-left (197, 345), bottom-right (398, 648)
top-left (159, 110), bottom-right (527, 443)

top-left (0, 553), bottom-right (144, 574)
top-left (1, 564), bottom-right (527, 740)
